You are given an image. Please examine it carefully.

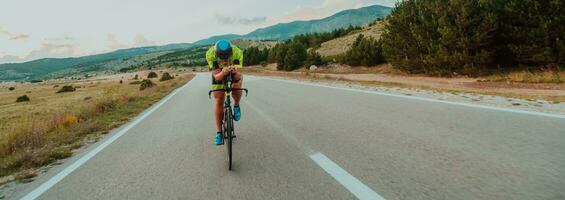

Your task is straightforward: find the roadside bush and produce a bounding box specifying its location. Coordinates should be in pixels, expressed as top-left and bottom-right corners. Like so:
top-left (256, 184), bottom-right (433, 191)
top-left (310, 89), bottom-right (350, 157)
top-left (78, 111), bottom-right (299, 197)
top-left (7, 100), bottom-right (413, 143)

top-left (16, 95), bottom-right (30, 102)
top-left (129, 81), bottom-right (142, 85)
top-left (274, 41), bottom-right (307, 71)
top-left (133, 74), bottom-right (139, 80)
top-left (56, 86), bottom-right (76, 93)
top-left (8, 87), bottom-right (15, 91)
top-left (305, 50), bottom-right (324, 67)
top-left (147, 71), bottom-right (158, 79)
top-left (341, 34), bottom-right (385, 66)
top-left (49, 113), bottom-right (80, 129)
top-left (159, 72), bottom-right (174, 81)
top-left (139, 79), bottom-right (155, 91)
top-left (244, 46), bottom-right (269, 66)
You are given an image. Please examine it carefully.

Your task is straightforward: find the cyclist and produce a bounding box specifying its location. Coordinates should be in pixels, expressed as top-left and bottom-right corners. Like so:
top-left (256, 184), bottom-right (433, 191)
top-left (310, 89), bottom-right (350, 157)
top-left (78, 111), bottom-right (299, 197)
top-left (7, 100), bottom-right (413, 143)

top-left (206, 39), bottom-right (244, 145)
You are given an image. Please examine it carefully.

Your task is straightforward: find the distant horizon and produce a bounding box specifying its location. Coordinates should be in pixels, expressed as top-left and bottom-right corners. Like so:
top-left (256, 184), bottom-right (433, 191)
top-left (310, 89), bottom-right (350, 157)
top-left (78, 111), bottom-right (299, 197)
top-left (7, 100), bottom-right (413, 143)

top-left (0, 0), bottom-right (396, 64)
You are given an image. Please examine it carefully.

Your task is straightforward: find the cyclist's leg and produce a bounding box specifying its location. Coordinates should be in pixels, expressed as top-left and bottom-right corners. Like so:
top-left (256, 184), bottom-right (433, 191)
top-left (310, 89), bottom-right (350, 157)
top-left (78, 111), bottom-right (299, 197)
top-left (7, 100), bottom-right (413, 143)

top-left (232, 71), bottom-right (243, 106)
top-left (211, 72), bottom-right (225, 132)
top-left (213, 91), bottom-right (225, 132)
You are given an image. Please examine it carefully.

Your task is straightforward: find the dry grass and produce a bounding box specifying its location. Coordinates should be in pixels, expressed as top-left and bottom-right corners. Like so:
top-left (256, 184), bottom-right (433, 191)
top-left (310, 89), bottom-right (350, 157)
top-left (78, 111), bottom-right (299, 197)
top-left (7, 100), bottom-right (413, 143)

top-left (316, 21), bottom-right (384, 57)
top-left (0, 71), bottom-right (194, 180)
top-left (486, 70), bottom-right (564, 84)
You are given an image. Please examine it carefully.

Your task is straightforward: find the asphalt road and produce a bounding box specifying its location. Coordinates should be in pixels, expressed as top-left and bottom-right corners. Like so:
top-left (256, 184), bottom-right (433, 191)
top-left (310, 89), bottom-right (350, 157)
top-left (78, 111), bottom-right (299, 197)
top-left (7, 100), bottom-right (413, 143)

top-left (11, 73), bottom-right (565, 200)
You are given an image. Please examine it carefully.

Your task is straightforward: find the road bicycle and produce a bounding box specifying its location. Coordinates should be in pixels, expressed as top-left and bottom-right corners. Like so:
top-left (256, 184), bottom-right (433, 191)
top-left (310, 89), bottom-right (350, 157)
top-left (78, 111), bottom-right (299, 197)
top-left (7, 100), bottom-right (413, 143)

top-left (209, 72), bottom-right (248, 170)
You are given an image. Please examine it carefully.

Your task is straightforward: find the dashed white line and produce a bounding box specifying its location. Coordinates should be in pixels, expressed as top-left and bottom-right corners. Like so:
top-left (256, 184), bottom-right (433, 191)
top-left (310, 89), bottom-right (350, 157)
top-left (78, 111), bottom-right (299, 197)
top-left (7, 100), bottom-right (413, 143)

top-left (310, 152), bottom-right (385, 200)
top-left (245, 100), bottom-right (385, 200)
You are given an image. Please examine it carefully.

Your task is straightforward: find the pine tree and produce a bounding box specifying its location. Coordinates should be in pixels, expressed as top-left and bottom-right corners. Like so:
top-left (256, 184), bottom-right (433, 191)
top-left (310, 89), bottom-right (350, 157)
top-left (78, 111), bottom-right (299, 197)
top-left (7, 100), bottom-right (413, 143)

top-left (342, 34), bottom-right (385, 66)
top-left (381, 0), bottom-right (497, 75)
top-left (305, 50), bottom-right (323, 67)
top-left (501, 0), bottom-right (565, 68)
top-left (283, 41), bottom-right (307, 71)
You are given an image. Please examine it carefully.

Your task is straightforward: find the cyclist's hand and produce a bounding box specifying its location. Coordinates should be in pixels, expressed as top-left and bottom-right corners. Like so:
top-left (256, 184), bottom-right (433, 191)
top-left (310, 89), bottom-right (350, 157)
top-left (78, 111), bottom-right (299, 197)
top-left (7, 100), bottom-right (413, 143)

top-left (221, 67), bottom-right (231, 75)
top-left (228, 66), bottom-right (237, 73)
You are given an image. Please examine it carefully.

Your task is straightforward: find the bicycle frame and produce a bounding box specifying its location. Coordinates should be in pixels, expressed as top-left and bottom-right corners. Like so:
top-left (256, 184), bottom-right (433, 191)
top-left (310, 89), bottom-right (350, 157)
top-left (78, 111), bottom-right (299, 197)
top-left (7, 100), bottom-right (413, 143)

top-left (208, 72), bottom-right (248, 100)
top-left (208, 72), bottom-right (248, 170)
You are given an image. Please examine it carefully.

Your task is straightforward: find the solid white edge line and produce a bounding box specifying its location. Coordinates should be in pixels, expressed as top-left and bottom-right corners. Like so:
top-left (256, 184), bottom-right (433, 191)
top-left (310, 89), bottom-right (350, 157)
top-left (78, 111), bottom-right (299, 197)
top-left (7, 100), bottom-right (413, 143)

top-left (19, 75), bottom-right (195, 200)
top-left (309, 152), bottom-right (385, 200)
top-left (254, 76), bottom-right (565, 119)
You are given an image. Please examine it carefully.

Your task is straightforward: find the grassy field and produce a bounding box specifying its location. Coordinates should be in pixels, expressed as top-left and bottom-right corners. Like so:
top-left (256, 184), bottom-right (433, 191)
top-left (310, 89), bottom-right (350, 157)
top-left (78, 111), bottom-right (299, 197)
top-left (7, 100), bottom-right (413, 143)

top-left (0, 71), bottom-right (194, 182)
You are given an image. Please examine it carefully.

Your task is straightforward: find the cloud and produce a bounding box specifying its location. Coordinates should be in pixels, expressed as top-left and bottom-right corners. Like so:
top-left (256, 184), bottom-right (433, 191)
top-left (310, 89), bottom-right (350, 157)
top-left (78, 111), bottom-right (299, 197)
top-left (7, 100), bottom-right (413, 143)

top-left (25, 42), bottom-right (80, 60)
top-left (9, 34), bottom-right (30, 41)
top-left (133, 34), bottom-right (155, 46)
top-left (216, 16), bottom-right (267, 25)
top-left (0, 55), bottom-right (25, 63)
top-left (0, 27), bottom-right (11, 37)
top-left (106, 34), bottom-right (127, 50)
top-left (0, 27), bottom-right (30, 41)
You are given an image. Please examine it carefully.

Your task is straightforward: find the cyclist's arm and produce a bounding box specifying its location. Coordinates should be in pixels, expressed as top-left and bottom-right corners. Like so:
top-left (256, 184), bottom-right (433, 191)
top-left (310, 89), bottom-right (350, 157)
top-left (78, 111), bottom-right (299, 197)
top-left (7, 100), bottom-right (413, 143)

top-left (213, 67), bottom-right (232, 81)
top-left (205, 47), bottom-right (217, 71)
top-left (232, 46), bottom-right (243, 68)
top-left (207, 47), bottom-right (229, 80)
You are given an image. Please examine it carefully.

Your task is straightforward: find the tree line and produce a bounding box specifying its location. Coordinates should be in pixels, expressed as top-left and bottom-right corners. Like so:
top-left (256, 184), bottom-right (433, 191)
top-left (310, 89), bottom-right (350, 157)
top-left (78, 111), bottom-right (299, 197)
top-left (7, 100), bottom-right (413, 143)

top-left (247, 0), bottom-right (563, 76)
top-left (381, 0), bottom-right (564, 76)
top-left (244, 26), bottom-right (361, 71)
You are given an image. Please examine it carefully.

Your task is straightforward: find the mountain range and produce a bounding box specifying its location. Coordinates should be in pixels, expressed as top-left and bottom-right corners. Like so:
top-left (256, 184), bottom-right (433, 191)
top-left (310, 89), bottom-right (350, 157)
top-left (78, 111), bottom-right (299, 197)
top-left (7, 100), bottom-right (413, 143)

top-left (193, 5), bottom-right (391, 45)
top-left (0, 4), bottom-right (391, 81)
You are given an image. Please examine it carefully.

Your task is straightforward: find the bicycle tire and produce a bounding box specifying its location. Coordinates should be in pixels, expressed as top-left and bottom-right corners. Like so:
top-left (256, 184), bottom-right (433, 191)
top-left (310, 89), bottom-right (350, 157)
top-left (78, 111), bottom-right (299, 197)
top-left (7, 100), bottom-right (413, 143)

top-left (226, 108), bottom-right (233, 170)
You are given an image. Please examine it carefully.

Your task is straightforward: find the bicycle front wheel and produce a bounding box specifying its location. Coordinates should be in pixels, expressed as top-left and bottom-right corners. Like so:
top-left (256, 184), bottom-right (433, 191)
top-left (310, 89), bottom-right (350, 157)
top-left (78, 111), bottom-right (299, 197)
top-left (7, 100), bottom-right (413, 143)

top-left (225, 108), bottom-right (234, 170)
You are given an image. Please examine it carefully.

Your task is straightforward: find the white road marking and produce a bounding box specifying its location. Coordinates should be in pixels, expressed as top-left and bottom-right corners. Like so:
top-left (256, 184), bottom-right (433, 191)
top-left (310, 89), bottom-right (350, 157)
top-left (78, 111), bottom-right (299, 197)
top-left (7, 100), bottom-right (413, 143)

top-left (245, 100), bottom-right (385, 200)
top-left (20, 77), bottom-right (194, 200)
top-left (255, 76), bottom-right (565, 119)
top-left (310, 152), bottom-right (385, 200)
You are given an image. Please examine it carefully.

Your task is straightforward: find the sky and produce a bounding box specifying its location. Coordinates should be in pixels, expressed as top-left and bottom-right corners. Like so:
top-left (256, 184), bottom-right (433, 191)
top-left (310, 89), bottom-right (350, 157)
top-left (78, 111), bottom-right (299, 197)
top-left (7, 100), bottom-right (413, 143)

top-left (0, 0), bottom-right (396, 64)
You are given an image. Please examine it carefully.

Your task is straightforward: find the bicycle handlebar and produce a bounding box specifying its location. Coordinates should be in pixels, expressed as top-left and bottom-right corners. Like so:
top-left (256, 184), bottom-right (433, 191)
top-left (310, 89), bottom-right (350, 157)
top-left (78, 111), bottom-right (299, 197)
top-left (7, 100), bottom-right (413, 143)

top-left (209, 88), bottom-right (248, 99)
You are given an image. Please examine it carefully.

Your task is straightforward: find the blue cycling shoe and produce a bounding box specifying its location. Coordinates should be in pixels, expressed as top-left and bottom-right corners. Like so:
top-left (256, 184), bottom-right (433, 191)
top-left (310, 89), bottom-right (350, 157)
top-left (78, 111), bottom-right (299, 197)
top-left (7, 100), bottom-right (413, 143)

top-left (214, 132), bottom-right (223, 145)
top-left (234, 105), bottom-right (242, 121)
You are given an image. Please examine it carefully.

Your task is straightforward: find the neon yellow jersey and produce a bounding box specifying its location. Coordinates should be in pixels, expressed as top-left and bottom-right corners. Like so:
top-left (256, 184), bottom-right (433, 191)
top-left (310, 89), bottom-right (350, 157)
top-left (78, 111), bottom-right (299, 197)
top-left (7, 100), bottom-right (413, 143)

top-left (206, 45), bottom-right (244, 70)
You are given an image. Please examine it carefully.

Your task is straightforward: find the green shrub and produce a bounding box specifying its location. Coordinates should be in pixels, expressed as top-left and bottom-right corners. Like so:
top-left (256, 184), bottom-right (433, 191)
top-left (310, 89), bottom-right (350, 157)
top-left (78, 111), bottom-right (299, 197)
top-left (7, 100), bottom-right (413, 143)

top-left (244, 46), bottom-right (269, 66)
top-left (129, 81), bottom-right (142, 85)
top-left (16, 95), bottom-right (30, 102)
top-left (56, 86), bottom-right (76, 93)
top-left (159, 72), bottom-right (174, 81)
top-left (341, 34), bottom-right (385, 66)
top-left (139, 79), bottom-right (155, 91)
top-left (147, 71), bottom-right (158, 79)
top-left (8, 87), bottom-right (15, 91)
top-left (305, 50), bottom-right (324, 67)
